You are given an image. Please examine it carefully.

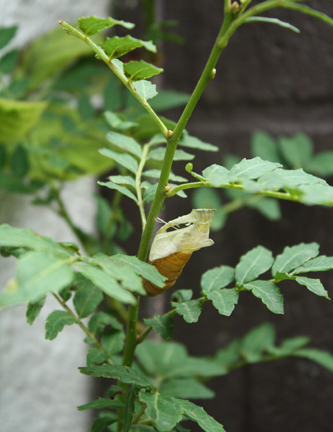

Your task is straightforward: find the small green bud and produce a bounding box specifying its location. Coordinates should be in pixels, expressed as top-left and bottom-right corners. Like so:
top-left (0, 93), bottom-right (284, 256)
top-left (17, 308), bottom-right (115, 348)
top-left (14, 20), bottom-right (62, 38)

top-left (185, 163), bottom-right (193, 173)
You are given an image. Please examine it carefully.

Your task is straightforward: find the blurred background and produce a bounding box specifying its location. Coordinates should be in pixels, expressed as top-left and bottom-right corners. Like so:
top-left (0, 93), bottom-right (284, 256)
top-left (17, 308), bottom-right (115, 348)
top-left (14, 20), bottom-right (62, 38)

top-left (1, 0), bottom-right (333, 431)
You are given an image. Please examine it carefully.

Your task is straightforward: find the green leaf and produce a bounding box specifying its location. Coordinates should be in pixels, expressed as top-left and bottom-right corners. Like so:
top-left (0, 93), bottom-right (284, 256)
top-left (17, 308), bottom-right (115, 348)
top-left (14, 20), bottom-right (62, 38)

top-left (282, 2), bottom-right (333, 27)
top-left (108, 175), bottom-right (136, 187)
top-left (215, 340), bottom-right (242, 369)
top-left (147, 147), bottom-right (194, 161)
top-left (144, 315), bottom-right (174, 340)
top-left (101, 35), bottom-right (156, 59)
top-left (124, 60), bottom-right (163, 82)
top-left (0, 98), bottom-right (47, 143)
top-left (240, 323), bottom-right (276, 363)
top-left (181, 400), bottom-right (226, 432)
top-left (244, 280), bottom-right (284, 314)
top-left (244, 16), bottom-right (300, 33)
top-left (26, 297), bottom-right (46, 325)
top-left (86, 348), bottom-right (110, 366)
top-left (77, 397), bottom-right (124, 411)
top-left (0, 252), bottom-right (74, 308)
top-left (124, 385), bottom-right (140, 432)
top-left (88, 311), bottom-right (123, 335)
top-left (202, 164), bottom-right (230, 187)
top-left (106, 131), bottom-right (142, 158)
top-left (179, 134), bottom-right (218, 152)
top-left (138, 392), bottom-right (183, 432)
top-left (171, 289), bottom-right (193, 302)
top-left (171, 299), bottom-right (203, 323)
top-left (294, 348), bottom-right (333, 373)
top-left (78, 16), bottom-right (134, 36)
top-left (90, 416), bottom-right (117, 432)
top-left (132, 80), bottom-right (158, 101)
top-left (78, 265), bottom-right (136, 304)
top-left (295, 276), bottom-right (329, 299)
top-left (143, 170), bottom-right (187, 183)
top-left (272, 243), bottom-right (319, 276)
top-left (207, 288), bottom-right (239, 317)
top-left (159, 378), bottom-right (214, 400)
top-left (143, 183), bottom-right (158, 203)
top-left (10, 145), bottom-right (29, 178)
top-left (0, 145), bottom-right (6, 170)
top-left (101, 328), bottom-right (125, 355)
top-left (73, 280), bottom-right (104, 318)
top-left (86, 254), bottom-right (145, 295)
top-left (301, 183), bottom-right (333, 206)
top-left (149, 90), bottom-right (190, 111)
top-left (267, 336), bottom-right (310, 357)
top-left (248, 198), bottom-right (281, 221)
top-left (279, 133), bottom-right (313, 168)
top-left (236, 246), bottom-right (273, 285)
top-left (229, 157), bottom-right (281, 180)
top-left (0, 26), bottom-right (17, 50)
top-left (201, 266), bottom-right (235, 294)
top-left (104, 111), bottom-right (137, 131)
top-left (112, 255), bottom-right (166, 288)
top-left (305, 151), bottom-right (333, 177)
top-left (79, 364), bottom-right (155, 389)
top-left (78, 93), bottom-right (94, 122)
top-left (251, 131), bottom-right (282, 163)
top-left (0, 49), bottom-right (19, 74)
top-left (292, 256), bottom-right (333, 274)
top-left (192, 188), bottom-right (221, 211)
top-left (45, 310), bottom-right (76, 340)
top-left (98, 181), bottom-right (138, 204)
top-left (99, 148), bottom-right (138, 174)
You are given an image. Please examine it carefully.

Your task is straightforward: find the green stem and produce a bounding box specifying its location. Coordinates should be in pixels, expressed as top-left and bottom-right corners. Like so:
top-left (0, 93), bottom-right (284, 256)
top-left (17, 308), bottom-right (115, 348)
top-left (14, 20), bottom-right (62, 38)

top-left (122, 297), bottom-right (140, 367)
top-left (137, 11), bottom-right (237, 263)
top-left (53, 293), bottom-right (114, 364)
top-left (135, 144), bottom-right (150, 230)
top-left (60, 21), bottom-right (168, 138)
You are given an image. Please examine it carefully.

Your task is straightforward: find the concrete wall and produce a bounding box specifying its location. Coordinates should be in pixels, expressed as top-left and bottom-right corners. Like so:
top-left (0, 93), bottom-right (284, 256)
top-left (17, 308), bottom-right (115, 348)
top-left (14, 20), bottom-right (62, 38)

top-left (0, 2), bottom-right (111, 432)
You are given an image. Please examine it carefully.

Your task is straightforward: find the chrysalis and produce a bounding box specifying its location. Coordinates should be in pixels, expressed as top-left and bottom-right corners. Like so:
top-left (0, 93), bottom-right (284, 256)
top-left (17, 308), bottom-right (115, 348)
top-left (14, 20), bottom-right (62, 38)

top-left (143, 209), bottom-right (216, 296)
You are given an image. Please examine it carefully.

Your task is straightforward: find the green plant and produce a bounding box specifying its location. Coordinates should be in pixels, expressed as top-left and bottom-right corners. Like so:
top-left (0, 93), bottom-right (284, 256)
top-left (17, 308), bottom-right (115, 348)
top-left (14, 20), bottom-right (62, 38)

top-left (1, 1), bottom-right (333, 431)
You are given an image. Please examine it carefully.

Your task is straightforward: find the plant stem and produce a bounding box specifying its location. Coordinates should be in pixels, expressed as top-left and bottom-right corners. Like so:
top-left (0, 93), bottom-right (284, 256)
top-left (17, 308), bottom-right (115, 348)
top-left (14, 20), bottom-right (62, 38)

top-left (60, 21), bottom-right (168, 138)
top-left (122, 297), bottom-right (140, 367)
top-left (53, 293), bottom-right (114, 363)
top-left (137, 11), bottom-right (237, 263)
top-left (135, 144), bottom-right (150, 230)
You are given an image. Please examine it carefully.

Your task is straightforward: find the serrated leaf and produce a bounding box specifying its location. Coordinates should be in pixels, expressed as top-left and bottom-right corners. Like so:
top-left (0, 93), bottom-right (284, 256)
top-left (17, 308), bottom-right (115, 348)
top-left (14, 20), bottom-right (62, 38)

top-left (171, 299), bottom-right (203, 323)
top-left (202, 164), bottom-right (230, 187)
top-left (99, 148), bottom-right (138, 174)
top-left (272, 243), bottom-right (319, 276)
top-left (207, 288), bottom-right (238, 317)
top-left (293, 348), bottom-right (333, 372)
top-left (79, 364), bottom-right (154, 389)
top-left (244, 16), bottom-right (300, 33)
top-left (159, 378), bottom-right (214, 400)
top-left (0, 26), bottom-right (17, 49)
top-left (171, 289), bottom-right (193, 302)
top-left (229, 157), bottom-right (281, 180)
top-left (101, 35), bottom-right (156, 59)
top-left (112, 255), bottom-right (166, 288)
top-left (124, 385), bottom-right (141, 432)
top-left (26, 297), bottom-right (46, 325)
top-left (98, 181), bottom-right (138, 204)
top-left (132, 80), bottom-right (158, 101)
top-left (279, 133), bottom-right (313, 168)
top-left (78, 16), bottom-right (134, 36)
top-left (73, 281), bottom-right (104, 318)
top-left (77, 397), bottom-right (124, 411)
top-left (88, 311), bottom-right (123, 335)
top-left (86, 348), bottom-right (110, 366)
top-left (101, 328), bottom-right (125, 355)
top-left (0, 225), bottom-right (73, 258)
top-left (201, 266), bottom-right (235, 294)
top-left (244, 280), bottom-right (284, 314)
top-left (0, 252), bottom-right (74, 308)
top-left (236, 246), bottom-right (273, 285)
top-left (124, 60), bottom-right (163, 82)
top-left (251, 131), bottom-right (282, 163)
top-left (282, 2), bottom-right (333, 27)
top-left (138, 392), bottom-right (183, 432)
top-left (179, 134), bottom-right (218, 152)
top-left (78, 265), bottom-right (136, 304)
top-left (240, 323), bottom-right (276, 363)
top-left (45, 310), bottom-right (76, 340)
top-left (106, 131), bottom-right (142, 158)
top-left (295, 276), bottom-right (329, 298)
top-left (144, 314), bottom-right (174, 339)
top-left (292, 256), bottom-right (333, 274)
top-left (181, 400), bottom-right (226, 432)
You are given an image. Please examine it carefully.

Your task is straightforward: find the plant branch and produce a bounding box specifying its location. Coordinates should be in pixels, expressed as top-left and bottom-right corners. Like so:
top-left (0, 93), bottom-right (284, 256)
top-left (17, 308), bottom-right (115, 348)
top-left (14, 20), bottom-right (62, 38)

top-left (136, 144), bottom-right (150, 230)
top-left (60, 21), bottom-right (168, 138)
